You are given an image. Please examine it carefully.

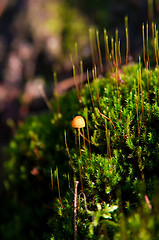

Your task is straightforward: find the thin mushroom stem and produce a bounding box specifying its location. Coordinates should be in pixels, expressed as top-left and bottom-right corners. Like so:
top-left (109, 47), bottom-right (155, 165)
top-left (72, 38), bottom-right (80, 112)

top-left (78, 128), bottom-right (84, 193)
top-left (78, 128), bottom-right (92, 144)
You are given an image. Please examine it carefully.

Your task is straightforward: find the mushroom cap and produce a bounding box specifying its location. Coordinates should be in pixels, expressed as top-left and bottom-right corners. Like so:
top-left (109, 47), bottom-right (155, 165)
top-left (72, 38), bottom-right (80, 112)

top-left (72, 116), bottom-right (85, 128)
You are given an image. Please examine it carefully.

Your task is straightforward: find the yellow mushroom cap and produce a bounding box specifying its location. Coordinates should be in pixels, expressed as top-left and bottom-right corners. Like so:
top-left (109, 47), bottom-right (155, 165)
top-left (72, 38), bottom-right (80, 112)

top-left (72, 116), bottom-right (85, 128)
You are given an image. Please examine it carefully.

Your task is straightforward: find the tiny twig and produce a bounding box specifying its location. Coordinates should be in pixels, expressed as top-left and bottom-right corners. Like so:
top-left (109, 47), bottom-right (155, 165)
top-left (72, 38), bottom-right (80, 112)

top-left (74, 181), bottom-right (79, 240)
top-left (144, 194), bottom-right (152, 211)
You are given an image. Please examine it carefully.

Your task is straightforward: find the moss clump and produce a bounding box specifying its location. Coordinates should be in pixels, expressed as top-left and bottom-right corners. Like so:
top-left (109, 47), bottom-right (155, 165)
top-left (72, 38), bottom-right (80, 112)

top-left (1, 63), bottom-right (159, 239)
top-left (2, 23), bottom-right (159, 239)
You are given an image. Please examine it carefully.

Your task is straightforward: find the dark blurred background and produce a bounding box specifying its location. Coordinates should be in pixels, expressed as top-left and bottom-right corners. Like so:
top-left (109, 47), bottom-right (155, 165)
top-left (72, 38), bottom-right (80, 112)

top-left (0, 0), bottom-right (158, 157)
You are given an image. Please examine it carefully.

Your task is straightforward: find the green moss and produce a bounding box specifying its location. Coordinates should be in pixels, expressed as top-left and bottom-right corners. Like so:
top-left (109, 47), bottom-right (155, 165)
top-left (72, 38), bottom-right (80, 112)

top-left (2, 22), bottom-right (159, 239)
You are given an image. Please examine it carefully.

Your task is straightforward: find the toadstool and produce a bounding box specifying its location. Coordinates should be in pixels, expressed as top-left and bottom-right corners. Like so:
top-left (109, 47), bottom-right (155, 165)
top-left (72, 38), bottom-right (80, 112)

top-left (72, 116), bottom-right (91, 144)
top-left (72, 116), bottom-right (85, 129)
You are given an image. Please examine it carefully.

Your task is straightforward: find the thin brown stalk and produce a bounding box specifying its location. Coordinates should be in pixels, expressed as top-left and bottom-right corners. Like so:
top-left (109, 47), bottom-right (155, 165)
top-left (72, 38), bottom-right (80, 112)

top-left (85, 108), bottom-right (92, 166)
top-left (125, 16), bottom-right (129, 66)
top-left (92, 68), bottom-right (101, 110)
top-left (74, 181), bottom-right (79, 240)
top-left (87, 70), bottom-right (95, 109)
top-left (146, 23), bottom-right (150, 69)
top-left (142, 24), bottom-right (146, 68)
top-left (92, 29), bottom-right (100, 75)
top-left (146, 64), bottom-right (151, 114)
top-left (104, 29), bottom-right (112, 70)
top-left (104, 119), bottom-right (112, 170)
top-left (111, 37), bottom-right (115, 65)
top-left (139, 57), bottom-right (144, 122)
top-left (73, 64), bottom-right (80, 103)
top-left (154, 37), bottom-right (158, 68)
top-left (50, 168), bottom-right (54, 200)
top-left (97, 108), bottom-right (120, 140)
top-left (78, 128), bottom-right (84, 193)
top-left (96, 29), bottom-right (103, 74)
top-left (144, 194), bottom-right (152, 210)
top-left (137, 65), bottom-right (141, 116)
top-left (118, 39), bottom-right (122, 66)
top-left (134, 79), bottom-right (140, 136)
top-left (116, 68), bottom-right (121, 119)
top-left (64, 130), bottom-right (76, 176)
top-left (115, 29), bottom-right (119, 68)
top-left (56, 167), bottom-right (63, 208)
top-left (80, 60), bottom-right (84, 97)
top-left (79, 128), bottom-right (92, 144)
top-left (89, 28), bottom-right (96, 68)
top-left (82, 128), bottom-right (88, 173)
top-left (152, 22), bottom-right (156, 62)
top-left (115, 42), bottom-right (118, 69)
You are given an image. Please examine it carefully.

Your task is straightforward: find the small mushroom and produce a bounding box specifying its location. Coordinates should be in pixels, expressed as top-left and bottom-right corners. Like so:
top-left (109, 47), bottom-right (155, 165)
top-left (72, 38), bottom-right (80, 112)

top-left (72, 116), bottom-right (85, 129)
top-left (72, 116), bottom-right (91, 143)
